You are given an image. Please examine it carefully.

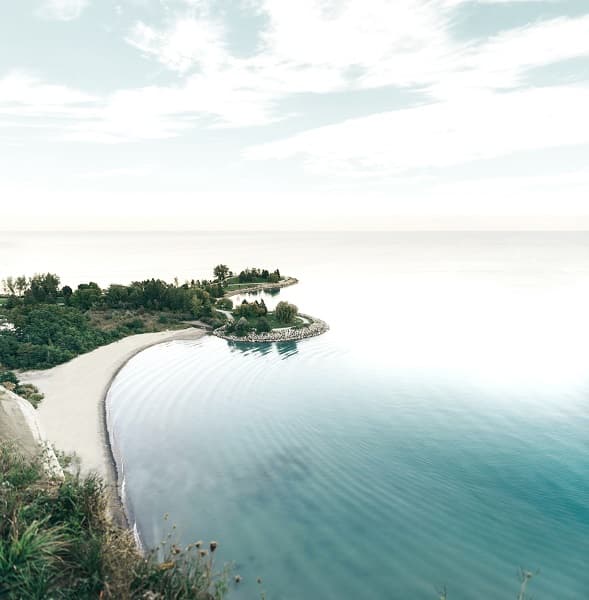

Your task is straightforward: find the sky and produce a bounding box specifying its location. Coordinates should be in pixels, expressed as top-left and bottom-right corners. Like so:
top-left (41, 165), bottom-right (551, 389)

top-left (1, 0), bottom-right (589, 230)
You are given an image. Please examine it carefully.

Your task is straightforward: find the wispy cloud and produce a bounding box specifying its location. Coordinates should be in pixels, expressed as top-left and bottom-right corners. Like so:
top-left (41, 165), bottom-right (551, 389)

top-left (121, 2), bottom-right (589, 129)
top-left (35, 0), bottom-right (90, 21)
top-left (0, 71), bottom-right (97, 120)
top-left (245, 85), bottom-right (589, 174)
top-left (4, 0), bottom-right (589, 152)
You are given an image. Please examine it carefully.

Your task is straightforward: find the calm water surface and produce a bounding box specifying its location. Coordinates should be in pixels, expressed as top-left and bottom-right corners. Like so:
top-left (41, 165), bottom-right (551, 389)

top-left (3, 232), bottom-right (589, 598)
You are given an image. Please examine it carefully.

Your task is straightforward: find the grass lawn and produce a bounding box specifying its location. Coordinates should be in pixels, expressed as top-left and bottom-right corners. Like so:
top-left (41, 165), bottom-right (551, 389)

top-left (266, 313), bottom-right (306, 330)
top-left (224, 276), bottom-right (285, 290)
top-left (224, 282), bottom-right (266, 291)
top-left (86, 309), bottom-right (187, 333)
top-left (232, 312), bottom-right (306, 331)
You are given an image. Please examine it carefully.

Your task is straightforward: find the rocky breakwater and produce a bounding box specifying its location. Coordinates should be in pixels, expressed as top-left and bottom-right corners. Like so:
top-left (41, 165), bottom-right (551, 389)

top-left (214, 313), bottom-right (329, 343)
top-left (224, 276), bottom-right (299, 297)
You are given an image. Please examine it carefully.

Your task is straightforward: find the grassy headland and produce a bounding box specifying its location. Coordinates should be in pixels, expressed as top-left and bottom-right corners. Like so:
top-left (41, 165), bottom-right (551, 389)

top-left (0, 266), bottom-right (290, 371)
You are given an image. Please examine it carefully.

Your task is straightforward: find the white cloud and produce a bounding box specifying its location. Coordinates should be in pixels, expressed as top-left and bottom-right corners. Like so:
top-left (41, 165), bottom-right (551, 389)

top-left (118, 2), bottom-right (589, 130)
top-left (127, 18), bottom-right (227, 74)
top-left (35, 0), bottom-right (89, 21)
top-left (432, 14), bottom-right (589, 97)
top-left (5, 1), bottom-right (589, 151)
top-left (0, 72), bottom-right (97, 119)
top-left (245, 85), bottom-right (589, 174)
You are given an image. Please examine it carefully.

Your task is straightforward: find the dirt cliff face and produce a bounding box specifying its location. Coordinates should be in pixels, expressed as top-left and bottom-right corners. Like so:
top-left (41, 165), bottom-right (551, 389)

top-left (0, 385), bottom-right (63, 480)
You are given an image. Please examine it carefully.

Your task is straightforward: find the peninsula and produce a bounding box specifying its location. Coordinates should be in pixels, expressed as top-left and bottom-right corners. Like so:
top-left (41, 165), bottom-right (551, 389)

top-left (0, 264), bottom-right (327, 598)
top-left (0, 264), bottom-right (328, 487)
top-left (0, 265), bottom-right (327, 372)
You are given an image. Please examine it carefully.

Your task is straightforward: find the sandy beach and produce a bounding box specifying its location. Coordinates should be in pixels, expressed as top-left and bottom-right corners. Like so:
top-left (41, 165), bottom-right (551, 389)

top-left (20, 328), bottom-right (207, 481)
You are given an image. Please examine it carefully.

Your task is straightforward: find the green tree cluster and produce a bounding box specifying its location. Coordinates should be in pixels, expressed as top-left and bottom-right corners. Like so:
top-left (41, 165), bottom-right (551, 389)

top-left (233, 299), bottom-right (268, 319)
top-left (0, 305), bottom-right (121, 370)
top-left (237, 268), bottom-right (281, 284)
top-left (1, 273), bottom-right (61, 305)
top-left (275, 301), bottom-right (298, 324)
top-left (0, 266), bottom-right (282, 370)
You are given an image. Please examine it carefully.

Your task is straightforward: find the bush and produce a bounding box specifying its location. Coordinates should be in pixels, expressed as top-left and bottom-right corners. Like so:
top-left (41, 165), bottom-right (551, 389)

top-left (0, 305), bottom-right (118, 370)
top-left (0, 371), bottom-right (44, 408)
top-left (234, 317), bottom-right (250, 337)
top-left (216, 298), bottom-right (233, 311)
top-left (121, 318), bottom-right (145, 333)
top-left (207, 318), bottom-right (223, 330)
top-left (0, 443), bottom-right (230, 600)
top-left (256, 317), bottom-right (271, 333)
top-left (0, 371), bottom-right (18, 385)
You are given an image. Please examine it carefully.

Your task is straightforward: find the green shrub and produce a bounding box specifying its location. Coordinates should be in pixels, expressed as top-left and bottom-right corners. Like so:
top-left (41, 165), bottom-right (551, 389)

top-left (0, 443), bottom-right (231, 600)
top-left (208, 318), bottom-right (223, 330)
top-left (256, 317), bottom-right (271, 333)
top-left (0, 371), bottom-right (18, 385)
top-left (0, 372), bottom-right (44, 408)
top-left (216, 298), bottom-right (233, 311)
top-left (234, 317), bottom-right (250, 337)
top-left (121, 318), bottom-right (145, 333)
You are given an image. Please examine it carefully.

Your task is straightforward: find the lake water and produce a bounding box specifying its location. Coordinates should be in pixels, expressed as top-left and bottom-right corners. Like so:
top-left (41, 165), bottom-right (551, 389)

top-left (3, 231), bottom-right (589, 598)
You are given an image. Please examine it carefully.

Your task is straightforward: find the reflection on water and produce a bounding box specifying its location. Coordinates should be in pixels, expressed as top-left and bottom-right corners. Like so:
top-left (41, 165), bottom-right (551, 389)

top-left (227, 339), bottom-right (299, 358)
top-left (275, 340), bottom-right (299, 358)
top-left (228, 340), bottom-right (274, 357)
top-left (229, 288), bottom-right (283, 309)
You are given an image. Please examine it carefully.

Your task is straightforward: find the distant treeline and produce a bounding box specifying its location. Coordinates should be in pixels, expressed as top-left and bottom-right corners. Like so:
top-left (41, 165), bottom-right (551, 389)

top-left (235, 268), bottom-right (281, 284)
top-left (1, 273), bottom-right (224, 312)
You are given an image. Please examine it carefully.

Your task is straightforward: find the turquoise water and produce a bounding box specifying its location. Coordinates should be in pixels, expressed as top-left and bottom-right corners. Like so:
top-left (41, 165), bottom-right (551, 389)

top-left (7, 231), bottom-right (588, 598)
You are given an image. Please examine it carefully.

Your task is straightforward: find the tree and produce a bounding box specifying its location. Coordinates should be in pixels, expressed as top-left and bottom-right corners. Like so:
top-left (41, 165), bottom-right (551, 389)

top-left (2, 277), bottom-right (15, 296)
top-left (275, 301), bottom-right (298, 324)
top-left (2, 276), bottom-right (29, 297)
top-left (70, 282), bottom-right (102, 310)
top-left (213, 264), bottom-right (230, 282)
top-left (24, 273), bottom-right (60, 304)
top-left (15, 276), bottom-right (28, 297)
top-left (234, 299), bottom-right (267, 319)
top-left (235, 316), bottom-right (250, 336)
top-left (61, 285), bottom-right (73, 305)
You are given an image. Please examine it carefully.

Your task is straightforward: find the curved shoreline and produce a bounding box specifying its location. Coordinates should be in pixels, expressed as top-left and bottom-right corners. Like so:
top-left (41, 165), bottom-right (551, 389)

top-left (19, 327), bottom-right (207, 525)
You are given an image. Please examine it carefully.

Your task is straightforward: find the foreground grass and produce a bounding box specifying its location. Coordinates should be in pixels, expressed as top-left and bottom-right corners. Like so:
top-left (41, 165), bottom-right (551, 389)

top-left (0, 443), bottom-right (229, 599)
